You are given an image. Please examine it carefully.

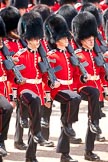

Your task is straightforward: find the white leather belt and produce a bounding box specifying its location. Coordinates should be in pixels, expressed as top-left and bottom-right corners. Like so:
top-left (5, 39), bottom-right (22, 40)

top-left (89, 75), bottom-right (100, 81)
top-left (0, 76), bottom-right (7, 82)
top-left (58, 79), bottom-right (73, 85)
top-left (26, 78), bottom-right (42, 84)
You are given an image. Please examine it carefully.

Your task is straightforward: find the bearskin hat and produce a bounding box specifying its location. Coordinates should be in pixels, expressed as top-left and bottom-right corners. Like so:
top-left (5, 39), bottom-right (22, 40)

top-left (82, 0), bottom-right (100, 3)
top-left (13, 0), bottom-right (28, 9)
top-left (30, 4), bottom-right (51, 22)
top-left (39, 0), bottom-right (55, 6)
top-left (72, 11), bottom-right (98, 43)
top-left (81, 3), bottom-right (101, 27)
top-left (57, 4), bottom-right (77, 30)
top-left (44, 13), bottom-right (71, 43)
top-left (0, 16), bottom-right (6, 37)
top-left (0, 6), bottom-right (21, 33)
top-left (60, 0), bottom-right (77, 5)
top-left (18, 12), bottom-right (43, 40)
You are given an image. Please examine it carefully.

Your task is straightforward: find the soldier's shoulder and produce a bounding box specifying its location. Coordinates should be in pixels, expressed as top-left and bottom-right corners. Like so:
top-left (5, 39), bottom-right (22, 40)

top-left (47, 49), bottom-right (56, 56)
top-left (75, 48), bottom-right (82, 54)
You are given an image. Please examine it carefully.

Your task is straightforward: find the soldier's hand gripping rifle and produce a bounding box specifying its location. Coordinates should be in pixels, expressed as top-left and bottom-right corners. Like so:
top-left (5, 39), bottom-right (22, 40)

top-left (38, 42), bottom-right (61, 87)
top-left (67, 44), bottom-right (88, 79)
top-left (2, 44), bottom-right (25, 83)
top-left (94, 42), bottom-right (108, 79)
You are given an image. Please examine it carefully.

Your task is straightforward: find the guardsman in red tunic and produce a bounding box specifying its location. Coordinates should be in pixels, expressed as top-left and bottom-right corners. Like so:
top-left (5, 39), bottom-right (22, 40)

top-left (30, 6), bottom-right (55, 146)
top-left (0, 16), bottom-right (13, 160)
top-left (72, 11), bottom-right (107, 161)
top-left (44, 13), bottom-right (81, 162)
top-left (80, 3), bottom-right (108, 120)
top-left (57, 4), bottom-right (83, 144)
top-left (0, 6), bottom-right (29, 150)
top-left (15, 11), bottom-right (58, 162)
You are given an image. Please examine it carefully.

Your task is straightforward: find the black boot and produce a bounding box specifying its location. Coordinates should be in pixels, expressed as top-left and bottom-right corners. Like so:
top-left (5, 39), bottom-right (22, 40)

top-left (33, 132), bottom-right (54, 147)
top-left (14, 142), bottom-right (27, 150)
top-left (84, 151), bottom-right (100, 161)
top-left (63, 124), bottom-right (76, 138)
top-left (96, 134), bottom-right (106, 142)
top-left (70, 137), bottom-right (82, 144)
top-left (0, 142), bottom-right (7, 157)
top-left (25, 158), bottom-right (38, 162)
top-left (89, 119), bottom-right (101, 134)
top-left (60, 153), bottom-right (78, 162)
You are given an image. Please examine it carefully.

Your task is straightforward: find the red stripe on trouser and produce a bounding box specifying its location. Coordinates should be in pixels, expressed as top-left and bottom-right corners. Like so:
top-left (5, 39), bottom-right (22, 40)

top-left (80, 89), bottom-right (92, 118)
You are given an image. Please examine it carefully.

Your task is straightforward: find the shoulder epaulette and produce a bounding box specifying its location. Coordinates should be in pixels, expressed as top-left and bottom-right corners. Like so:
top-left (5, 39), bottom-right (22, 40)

top-left (47, 49), bottom-right (56, 56)
top-left (16, 48), bottom-right (27, 56)
top-left (75, 48), bottom-right (82, 54)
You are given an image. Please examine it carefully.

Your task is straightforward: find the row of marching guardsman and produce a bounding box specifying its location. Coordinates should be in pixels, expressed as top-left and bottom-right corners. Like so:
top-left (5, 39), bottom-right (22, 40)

top-left (0, 0), bottom-right (108, 162)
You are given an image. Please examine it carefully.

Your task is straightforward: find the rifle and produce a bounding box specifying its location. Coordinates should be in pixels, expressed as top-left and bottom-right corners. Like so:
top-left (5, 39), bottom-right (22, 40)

top-left (105, 20), bottom-right (108, 45)
top-left (2, 44), bottom-right (25, 83)
top-left (67, 44), bottom-right (88, 79)
top-left (97, 32), bottom-right (108, 53)
top-left (94, 42), bottom-right (108, 77)
top-left (19, 38), bottom-right (27, 48)
top-left (38, 42), bottom-right (62, 86)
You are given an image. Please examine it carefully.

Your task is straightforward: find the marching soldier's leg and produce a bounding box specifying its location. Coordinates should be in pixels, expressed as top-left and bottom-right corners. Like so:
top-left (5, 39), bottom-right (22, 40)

top-left (55, 90), bottom-right (81, 162)
top-left (14, 102), bottom-right (27, 150)
top-left (20, 93), bottom-right (41, 162)
top-left (38, 104), bottom-right (54, 147)
top-left (25, 133), bottom-right (37, 162)
top-left (41, 105), bottom-right (51, 140)
top-left (0, 96), bottom-right (13, 157)
top-left (79, 87), bottom-right (101, 161)
top-left (84, 127), bottom-right (100, 161)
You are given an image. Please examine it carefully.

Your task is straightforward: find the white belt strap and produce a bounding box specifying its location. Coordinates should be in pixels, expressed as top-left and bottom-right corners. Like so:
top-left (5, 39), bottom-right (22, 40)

top-left (89, 75), bottom-right (100, 81)
top-left (58, 79), bottom-right (73, 85)
top-left (26, 78), bottom-right (42, 84)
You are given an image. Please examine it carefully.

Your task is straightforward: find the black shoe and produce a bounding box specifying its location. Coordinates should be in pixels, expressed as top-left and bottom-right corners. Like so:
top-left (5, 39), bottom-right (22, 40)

top-left (14, 142), bottom-right (27, 150)
top-left (61, 154), bottom-right (78, 162)
top-left (84, 151), bottom-right (100, 161)
top-left (25, 158), bottom-right (38, 162)
top-left (0, 142), bottom-right (7, 157)
top-left (96, 134), bottom-right (106, 142)
top-left (20, 118), bottom-right (29, 128)
top-left (89, 120), bottom-right (102, 134)
top-left (63, 124), bottom-right (76, 137)
top-left (41, 117), bottom-right (49, 128)
top-left (70, 137), bottom-right (82, 144)
top-left (0, 156), bottom-right (3, 162)
top-left (34, 132), bottom-right (54, 147)
top-left (39, 140), bottom-right (54, 147)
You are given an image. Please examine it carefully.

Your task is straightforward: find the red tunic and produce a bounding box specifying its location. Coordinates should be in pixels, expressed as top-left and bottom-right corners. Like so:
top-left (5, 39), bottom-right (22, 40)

top-left (4, 39), bottom-right (24, 99)
top-left (14, 48), bottom-right (45, 105)
top-left (0, 50), bottom-right (8, 98)
top-left (47, 49), bottom-right (79, 99)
